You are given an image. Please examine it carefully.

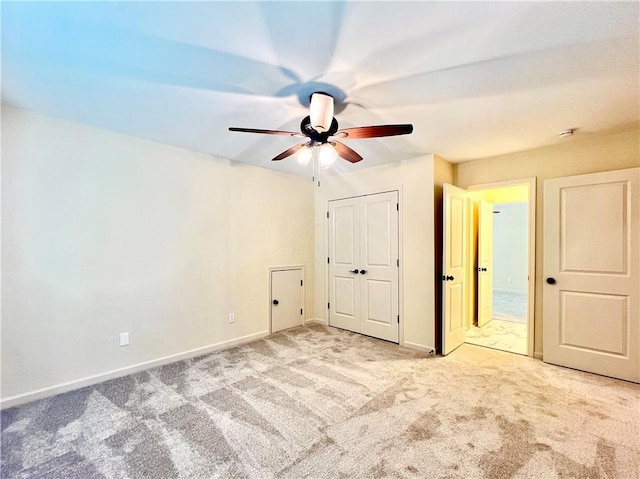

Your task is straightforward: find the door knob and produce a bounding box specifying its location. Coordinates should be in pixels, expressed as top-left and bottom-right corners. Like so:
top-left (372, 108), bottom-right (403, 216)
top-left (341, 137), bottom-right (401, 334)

top-left (349, 269), bottom-right (359, 274)
top-left (442, 275), bottom-right (454, 281)
top-left (359, 269), bottom-right (367, 274)
top-left (546, 277), bottom-right (556, 285)
top-left (480, 267), bottom-right (487, 272)
top-left (272, 299), bottom-right (279, 305)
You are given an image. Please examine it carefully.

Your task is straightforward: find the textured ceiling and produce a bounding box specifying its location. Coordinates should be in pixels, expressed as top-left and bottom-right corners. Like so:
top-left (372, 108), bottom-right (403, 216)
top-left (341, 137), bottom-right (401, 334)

top-left (2, 1), bottom-right (638, 176)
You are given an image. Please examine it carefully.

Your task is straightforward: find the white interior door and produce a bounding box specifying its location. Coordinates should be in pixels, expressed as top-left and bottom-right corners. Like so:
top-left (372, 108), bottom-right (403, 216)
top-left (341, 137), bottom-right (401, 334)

top-left (359, 192), bottom-right (399, 343)
top-left (271, 269), bottom-right (303, 333)
top-left (329, 197), bottom-right (360, 333)
top-left (477, 199), bottom-right (494, 327)
top-left (543, 168), bottom-right (639, 382)
top-left (442, 184), bottom-right (468, 355)
top-left (329, 191), bottom-right (399, 343)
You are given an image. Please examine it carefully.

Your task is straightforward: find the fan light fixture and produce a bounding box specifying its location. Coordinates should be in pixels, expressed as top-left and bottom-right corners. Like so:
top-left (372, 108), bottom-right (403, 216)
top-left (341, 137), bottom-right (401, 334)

top-left (310, 93), bottom-right (334, 133)
top-left (295, 145), bottom-right (313, 166)
top-left (229, 90), bottom-right (413, 166)
top-left (318, 143), bottom-right (338, 168)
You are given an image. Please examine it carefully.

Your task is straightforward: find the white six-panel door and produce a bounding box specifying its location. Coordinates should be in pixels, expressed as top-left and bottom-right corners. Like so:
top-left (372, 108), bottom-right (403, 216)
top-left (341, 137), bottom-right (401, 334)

top-left (477, 199), bottom-right (494, 327)
top-left (329, 191), bottom-right (399, 343)
top-left (442, 184), bottom-right (468, 354)
top-left (543, 168), bottom-right (639, 382)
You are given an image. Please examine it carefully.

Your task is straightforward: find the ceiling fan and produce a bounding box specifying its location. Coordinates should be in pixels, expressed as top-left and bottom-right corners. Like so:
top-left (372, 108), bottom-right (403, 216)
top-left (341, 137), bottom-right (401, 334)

top-left (229, 92), bottom-right (413, 167)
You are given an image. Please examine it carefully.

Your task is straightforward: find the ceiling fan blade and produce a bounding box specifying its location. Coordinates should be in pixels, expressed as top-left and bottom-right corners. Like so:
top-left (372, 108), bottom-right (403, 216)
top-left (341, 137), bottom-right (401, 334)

top-left (331, 141), bottom-right (363, 163)
top-left (335, 124), bottom-right (413, 139)
top-left (271, 143), bottom-right (306, 161)
top-left (229, 127), bottom-right (305, 138)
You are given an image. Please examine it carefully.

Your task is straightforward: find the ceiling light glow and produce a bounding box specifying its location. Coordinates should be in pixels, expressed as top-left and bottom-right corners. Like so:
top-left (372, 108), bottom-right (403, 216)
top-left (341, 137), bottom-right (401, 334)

top-left (295, 145), bottom-right (313, 166)
top-left (318, 143), bottom-right (338, 168)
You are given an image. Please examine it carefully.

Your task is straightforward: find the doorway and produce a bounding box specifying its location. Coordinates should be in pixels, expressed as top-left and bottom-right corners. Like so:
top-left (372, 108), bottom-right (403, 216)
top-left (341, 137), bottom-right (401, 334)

top-left (442, 179), bottom-right (535, 356)
top-left (465, 199), bottom-right (529, 355)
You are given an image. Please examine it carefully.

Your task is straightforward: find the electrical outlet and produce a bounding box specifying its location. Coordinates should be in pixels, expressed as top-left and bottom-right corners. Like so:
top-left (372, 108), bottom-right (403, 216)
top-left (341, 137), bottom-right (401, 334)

top-left (119, 332), bottom-right (130, 347)
top-left (228, 313), bottom-right (235, 323)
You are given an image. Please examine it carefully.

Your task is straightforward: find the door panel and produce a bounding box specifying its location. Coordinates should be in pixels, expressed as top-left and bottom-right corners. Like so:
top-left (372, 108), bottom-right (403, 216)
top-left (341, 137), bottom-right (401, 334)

top-left (329, 191), bottom-right (399, 343)
top-left (365, 280), bottom-right (392, 324)
top-left (271, 269), bottom-right (303, 333)
top-left (334, 276), bottom-right (357, 320)
top-left (477, 199), bottom-right (494, 327)
top-left (560, 292), bottom-right (627, 355)
top-left (364, 200), bottom-right (392, 266)
top-left (333, 204), bottom-right (357, 265)
top-left (561, 182), bottom-right (628, 274)
top-left (543, 168), bottom-right (639, 382)
top-left (442, 184), bottom-right (468, 355)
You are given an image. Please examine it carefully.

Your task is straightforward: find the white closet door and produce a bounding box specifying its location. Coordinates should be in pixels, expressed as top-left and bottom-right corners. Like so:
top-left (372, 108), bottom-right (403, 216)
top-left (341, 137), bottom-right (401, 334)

top-left (360, 191), bottom-right (399, 343)
top-left (329, 197), bottom-right (360, 333)
top-left (329, 191), bottom-right (399, 343)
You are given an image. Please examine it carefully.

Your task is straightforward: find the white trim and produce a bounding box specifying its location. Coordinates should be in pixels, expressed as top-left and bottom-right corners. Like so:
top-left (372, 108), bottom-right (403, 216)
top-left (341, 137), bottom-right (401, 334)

top-left (305, 317), bottom-right (327, 325)
top-left (402, 341), bottom-right (436, 354)
top-left (467, 177), bottom-right (536, 358)
top-left (1, 330), bottom-right (269, 409)
top-left (534, 352), bottom-right (543, 360)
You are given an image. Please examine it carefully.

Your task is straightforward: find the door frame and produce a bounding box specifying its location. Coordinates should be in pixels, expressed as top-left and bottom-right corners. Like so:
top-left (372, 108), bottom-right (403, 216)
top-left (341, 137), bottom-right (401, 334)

top-left (324, 187), bottom-right (404, 345)
top-left (269, 265), bottom-right (306, 334)
top-left (467, 177), bottom-right (536, 357)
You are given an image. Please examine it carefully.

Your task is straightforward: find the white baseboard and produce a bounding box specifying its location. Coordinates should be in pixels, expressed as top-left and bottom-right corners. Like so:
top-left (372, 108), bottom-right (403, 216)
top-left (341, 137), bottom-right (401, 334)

top-left (534, 351), bottom-right (543, 360)
top-left (304, 317), bottom-right (327, 325)
top-left (1, 330), bottom-right (270, 410)
top-left (402, 341), bottom-right (436, 354)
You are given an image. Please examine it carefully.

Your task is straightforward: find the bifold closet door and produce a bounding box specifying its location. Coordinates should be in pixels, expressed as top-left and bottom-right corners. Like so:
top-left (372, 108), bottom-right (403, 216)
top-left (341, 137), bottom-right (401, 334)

top-left (328, 191), bottom-right (399, 343)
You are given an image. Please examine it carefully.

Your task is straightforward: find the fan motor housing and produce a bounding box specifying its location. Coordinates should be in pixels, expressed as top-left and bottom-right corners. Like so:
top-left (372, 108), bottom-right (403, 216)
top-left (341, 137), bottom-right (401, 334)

top-left (300, 116), bottom-right (339, 143)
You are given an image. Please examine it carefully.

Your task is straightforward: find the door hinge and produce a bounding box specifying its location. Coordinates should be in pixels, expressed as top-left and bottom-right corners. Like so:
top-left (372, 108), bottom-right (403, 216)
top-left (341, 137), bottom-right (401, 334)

top-left (327, 257), bottom-right (330, 264)
top-left (397, 258), bottom-right (399, 267)
top-left (300, 308), bottom-right (303, 315)
top-left (301, 279), bottom-right (303, 286)
top-left (328, 302), bottom-right (330, 309)
top-left (397, 315), bottom-right (400, 323)
top-left (326, 211), bottom-right (329, 219)
top-left (396, 203), bottom-right (399, 211)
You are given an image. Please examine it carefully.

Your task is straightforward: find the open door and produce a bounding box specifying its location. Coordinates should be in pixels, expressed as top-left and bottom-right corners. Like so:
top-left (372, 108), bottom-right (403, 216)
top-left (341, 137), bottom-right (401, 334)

top-left (442, 184), bottom-right (468, 355)
top-left (543, 168), bottom-right (639, 382)
top-left (477, 199), bottom-right (494, 327)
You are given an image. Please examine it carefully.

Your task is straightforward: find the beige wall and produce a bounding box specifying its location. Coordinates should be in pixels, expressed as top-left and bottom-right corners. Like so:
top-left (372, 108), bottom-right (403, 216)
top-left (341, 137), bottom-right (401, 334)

top-left (314, 155), bottom-right (437, 351)
top-left (454, 127), bottom-right (640, 355)
top-left (1, 106), bottom-right (315, 401)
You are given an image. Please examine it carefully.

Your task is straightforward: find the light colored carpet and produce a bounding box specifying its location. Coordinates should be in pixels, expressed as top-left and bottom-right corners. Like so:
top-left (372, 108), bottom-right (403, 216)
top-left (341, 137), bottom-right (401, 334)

top-left (2, 324), bottom-right (639, 478)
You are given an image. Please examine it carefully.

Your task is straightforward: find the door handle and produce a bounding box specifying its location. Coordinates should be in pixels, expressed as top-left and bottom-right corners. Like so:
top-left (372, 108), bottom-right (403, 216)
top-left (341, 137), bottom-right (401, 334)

top-left (359, 270), bottom-right (367, 275)
top-left (476, 267), bottom-right (487, 272)
top-left (272, 299), bottom-right (279, 305)
top-left (546, 277), bottom-right (556, 285)
top-left (349, 269), bottom-right (359, 274)
top-left (442, 275), bottom-right (454, 281)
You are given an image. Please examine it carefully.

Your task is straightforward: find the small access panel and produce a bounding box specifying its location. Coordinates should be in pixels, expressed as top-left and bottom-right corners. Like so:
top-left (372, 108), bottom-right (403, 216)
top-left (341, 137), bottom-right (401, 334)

top-left (271, 268), bottom-right (304, 333)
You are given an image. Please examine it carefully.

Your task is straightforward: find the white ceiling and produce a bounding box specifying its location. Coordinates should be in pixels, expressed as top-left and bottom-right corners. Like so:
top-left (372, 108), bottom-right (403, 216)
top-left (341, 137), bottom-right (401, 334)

top-left (2, 1), bottom-right (638, 176)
